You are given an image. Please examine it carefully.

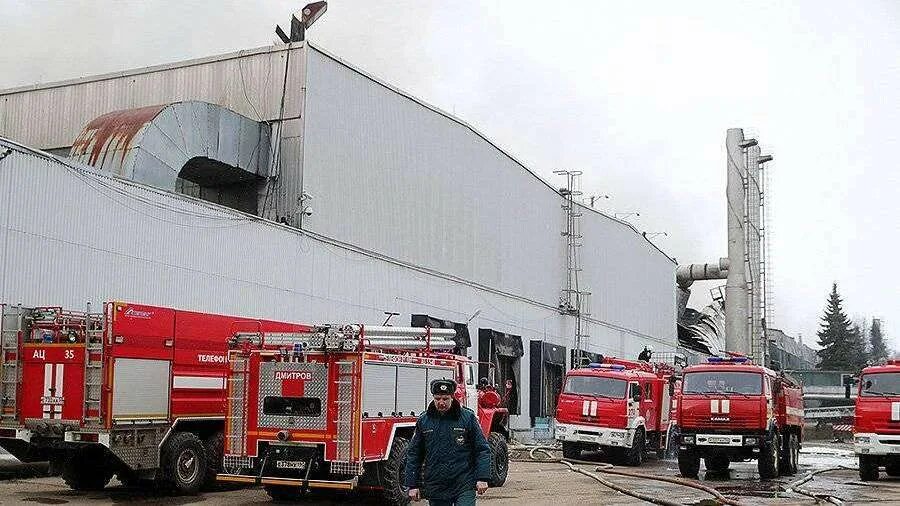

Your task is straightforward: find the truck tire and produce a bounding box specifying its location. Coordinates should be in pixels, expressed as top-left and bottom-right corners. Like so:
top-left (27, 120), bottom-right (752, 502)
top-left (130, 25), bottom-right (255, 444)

top-left (885, 462), bottom-right (900, 477)
top-left (758, 435), bottom-right (780, 480)
top-left (678, 451), bottom-right (700, 478)
top-left (488, 432), bottom-right (509, 487)
top-left (562, 441), bottom-right (581, 460)
top-left (781, 433), bottom-right (799, 476)
top-left (859, 455), bottom-right (879, 481)
top-left (623, 428), bottom-right (645, 466)
top-left (379, 436), bottom-right (410, 506)
top-left (62, 447), bottom-right (113, 491)
top-left (160, 431), bottom-right (208, 495)
top-left (203, 431), bottom-right (225, 489)
top-left (705, 455), bottom-right (729, 472)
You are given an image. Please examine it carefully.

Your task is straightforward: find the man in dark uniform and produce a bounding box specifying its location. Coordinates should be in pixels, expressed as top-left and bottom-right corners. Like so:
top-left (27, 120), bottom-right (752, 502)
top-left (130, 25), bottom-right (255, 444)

top-left (405, 379), bottom-right (492, 505)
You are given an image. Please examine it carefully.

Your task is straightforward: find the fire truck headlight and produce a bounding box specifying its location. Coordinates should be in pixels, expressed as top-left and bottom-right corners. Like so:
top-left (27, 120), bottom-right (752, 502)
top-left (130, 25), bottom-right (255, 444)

top-left (682, 434), bottom-right (695, 445)
top-left (856, 436), bottom-right (870, 445)
top-left (555, 425), bottom-right (567, 433)
top-left (744, 436), bottom-right (759, 446)
top-left (277, 430), bottom-right (291, 442)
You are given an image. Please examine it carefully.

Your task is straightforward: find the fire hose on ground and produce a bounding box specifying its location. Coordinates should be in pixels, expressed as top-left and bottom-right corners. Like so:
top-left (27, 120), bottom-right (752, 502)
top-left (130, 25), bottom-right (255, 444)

top-left (510, 444), bottom-right (743, 506)
top-left (782, 466), bottom-right (853, 505)
top-left (510, 444), bottom-right (855, 506)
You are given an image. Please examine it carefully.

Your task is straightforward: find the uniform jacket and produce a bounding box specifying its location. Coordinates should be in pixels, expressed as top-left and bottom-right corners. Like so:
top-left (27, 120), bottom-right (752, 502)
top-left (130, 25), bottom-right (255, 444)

top-left (404, 399), bottom-right (492, 500)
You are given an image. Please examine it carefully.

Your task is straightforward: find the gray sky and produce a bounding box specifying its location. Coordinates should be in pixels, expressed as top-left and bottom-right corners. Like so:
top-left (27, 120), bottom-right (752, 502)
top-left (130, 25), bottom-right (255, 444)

top-left (2, 0), bottom-right (898, 351)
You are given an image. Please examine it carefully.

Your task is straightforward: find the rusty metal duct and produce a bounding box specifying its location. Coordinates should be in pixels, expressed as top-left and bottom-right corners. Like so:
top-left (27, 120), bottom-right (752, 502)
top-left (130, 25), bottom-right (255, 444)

top-left (69, 101), bottom-right (270, 195)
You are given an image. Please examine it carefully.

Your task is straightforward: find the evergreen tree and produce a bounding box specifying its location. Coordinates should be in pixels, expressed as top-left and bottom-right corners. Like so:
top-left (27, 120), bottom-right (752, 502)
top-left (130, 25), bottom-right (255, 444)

top-left (869, 318), bottom-right (890, 364)
top-left (816, 283), bottom-right (864, 370)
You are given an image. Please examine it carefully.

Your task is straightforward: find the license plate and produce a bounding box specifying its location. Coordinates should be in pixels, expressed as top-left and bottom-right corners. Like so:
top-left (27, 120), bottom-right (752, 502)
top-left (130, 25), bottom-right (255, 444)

top-left (708, 437), bottom-right (731, 444)
top-left (275, 460), bottom-right (307, 470)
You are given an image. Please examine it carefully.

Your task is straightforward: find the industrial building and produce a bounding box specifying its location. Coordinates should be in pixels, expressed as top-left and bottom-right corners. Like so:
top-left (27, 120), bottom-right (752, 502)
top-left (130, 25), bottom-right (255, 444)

top-left (0, 41), bottom-right (676, 430)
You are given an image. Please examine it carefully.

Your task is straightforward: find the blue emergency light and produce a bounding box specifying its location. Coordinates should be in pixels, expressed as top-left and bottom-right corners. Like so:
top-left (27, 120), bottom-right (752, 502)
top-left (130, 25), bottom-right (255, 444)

top-left (587, 363), bottom-right (626, 370)
top-left (707, 356), bottom-right (749, 364)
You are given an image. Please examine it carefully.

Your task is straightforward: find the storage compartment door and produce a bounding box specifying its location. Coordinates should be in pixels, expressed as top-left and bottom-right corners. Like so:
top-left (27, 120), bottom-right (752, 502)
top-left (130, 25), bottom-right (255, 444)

top-left (111, 358), bottom-right (171, 422)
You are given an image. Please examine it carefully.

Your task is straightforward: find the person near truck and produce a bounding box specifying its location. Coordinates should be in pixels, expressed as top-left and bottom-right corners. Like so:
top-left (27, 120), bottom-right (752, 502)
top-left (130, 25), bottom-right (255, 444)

top-left (406, 379), bottom-right (492, 505)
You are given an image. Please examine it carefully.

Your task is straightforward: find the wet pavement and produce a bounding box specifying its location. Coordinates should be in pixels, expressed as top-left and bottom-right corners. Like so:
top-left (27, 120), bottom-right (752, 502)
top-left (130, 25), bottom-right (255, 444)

top-left (0, 442), bottom-right (896, 504)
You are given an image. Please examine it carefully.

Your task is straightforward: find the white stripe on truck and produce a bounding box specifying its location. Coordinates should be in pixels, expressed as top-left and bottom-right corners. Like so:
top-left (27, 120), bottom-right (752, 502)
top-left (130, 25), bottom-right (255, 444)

top-left (173, 375), bottom-right (225, 390)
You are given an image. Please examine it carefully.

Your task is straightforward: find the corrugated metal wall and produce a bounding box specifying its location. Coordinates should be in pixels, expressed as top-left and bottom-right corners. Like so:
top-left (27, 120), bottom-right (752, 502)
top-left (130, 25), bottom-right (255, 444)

top-left (1, 144), bottom-right (656, 427)
top-left (302, 46), bottom-right (675, 350)
top-left (0, 41), bottom-right (677, 423)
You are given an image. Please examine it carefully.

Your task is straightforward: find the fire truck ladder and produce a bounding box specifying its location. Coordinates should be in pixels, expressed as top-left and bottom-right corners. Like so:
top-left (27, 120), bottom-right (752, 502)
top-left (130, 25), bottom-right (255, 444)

top-left (225, 352), bottom-right (251, 463)
top-left (333, 359), bottom-right (357, 463)
top-left (82, 305), bottom-right (105, 427)
top-left (0, 305), bottom-right (26, 425)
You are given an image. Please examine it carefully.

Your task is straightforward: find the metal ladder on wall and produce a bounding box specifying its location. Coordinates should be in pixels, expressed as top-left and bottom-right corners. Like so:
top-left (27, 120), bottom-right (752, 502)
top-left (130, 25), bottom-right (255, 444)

top-left (225, 354), bottom-right (250, 457)
top-left (333, 359), bottom-right (358, 463)
top-left (0, 305), bottom-right (25, 426)
top-left (82, 305), bottom-right (106, 427)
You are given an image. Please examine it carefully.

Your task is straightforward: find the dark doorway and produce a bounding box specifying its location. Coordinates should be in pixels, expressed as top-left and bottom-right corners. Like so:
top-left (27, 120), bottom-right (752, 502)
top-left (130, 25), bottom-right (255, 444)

top-left (478, 329), bottom-right (523, 415)
top-left (176, 157), bottom-right (263, 215)
top-left (530, 340), bottom-right (567, 424)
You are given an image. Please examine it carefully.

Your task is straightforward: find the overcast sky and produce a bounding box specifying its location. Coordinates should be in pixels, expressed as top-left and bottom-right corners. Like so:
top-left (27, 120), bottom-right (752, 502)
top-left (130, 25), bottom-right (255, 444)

top-left (2, 0), bottom-right (898, 351)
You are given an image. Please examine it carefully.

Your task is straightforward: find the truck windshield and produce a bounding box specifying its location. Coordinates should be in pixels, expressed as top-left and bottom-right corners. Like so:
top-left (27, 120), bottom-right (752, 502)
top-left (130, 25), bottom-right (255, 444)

top-left (683, 372), bottom-right (762, 395)
top-left (860, 373), bottom-right (900, 397)
top-left (564, 376), bottom-right (626, 398)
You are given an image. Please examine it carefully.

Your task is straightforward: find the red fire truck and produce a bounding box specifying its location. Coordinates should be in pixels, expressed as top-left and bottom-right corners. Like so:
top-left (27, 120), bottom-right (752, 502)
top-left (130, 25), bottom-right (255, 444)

top-left (854, 360), bottom-right (900, 481)
top-left (216, 324), bottom-right (510, 504)
top-left (553, 358), bottom-right (676, 466)
top-left (0, 302), bottom-right (309, 493)
top-left (676, 356), bottom-right (804, 479)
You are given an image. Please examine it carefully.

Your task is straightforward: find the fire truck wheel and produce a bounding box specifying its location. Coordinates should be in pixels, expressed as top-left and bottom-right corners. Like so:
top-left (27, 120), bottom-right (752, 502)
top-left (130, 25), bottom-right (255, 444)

top-left (161, 431), bottom-right (208, 495)
top-left (562, 442), bottom-right (581, 460)
top-left (758, 435), bottom-right (780, 480)
top-left (678, 451), bottom-right (700, 478)
top-left (61, 448), bottom-right (113, 491)
top-left (379, 436), bottom-right (410, 506)
top-left (885, 462), bottom-right (900, 477)
top-left (859, 455), bottom-right (879, 481)
top-left (704, 455), bottom-right (729, 472)
top-left (488, 432), bottom-right (509, 487)
top-left (780, 433), bottom-right (799, 476)
top-left (203, 431), bottom-right (225, 489)
top-left (623, 428), bottom-right (645, 466)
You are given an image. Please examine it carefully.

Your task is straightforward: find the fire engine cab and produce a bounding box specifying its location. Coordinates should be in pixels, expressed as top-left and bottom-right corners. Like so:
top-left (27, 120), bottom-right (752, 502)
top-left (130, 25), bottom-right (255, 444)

top-left (217, 323), bottom-right (510, 504)
top-left (854, 360), bottom-right (900, 481)
top-left (553, 357), bottom-right (676, 466)
top-left (0, 302), bottom-right (309, 493)
top-left (676, 356), bottom-right (804, 479)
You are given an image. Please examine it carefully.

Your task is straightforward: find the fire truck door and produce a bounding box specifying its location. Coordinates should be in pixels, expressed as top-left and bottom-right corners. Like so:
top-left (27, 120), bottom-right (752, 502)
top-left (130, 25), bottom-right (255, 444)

top-left (642, 382), bottom-right (657, 431)
top-left (627, 382), bottom-right (640, 420)
top-left (463, 363), bottom-right (477, 409)
top-left (108, 303), bottom-right (175, 422)
top-left (21, 344), bottom-right (86, 422)
top-left (659, 381), bottom-right (671, 425)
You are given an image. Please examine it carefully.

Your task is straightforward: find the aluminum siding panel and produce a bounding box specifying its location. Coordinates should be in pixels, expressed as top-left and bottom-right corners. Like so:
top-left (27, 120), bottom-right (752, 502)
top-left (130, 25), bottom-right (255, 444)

top-left (302, 47), bottom-right (674, 351)
top-left (0, 45), bottom-right (304, 151)
top-left (0, 145), bottom-right (677, 427)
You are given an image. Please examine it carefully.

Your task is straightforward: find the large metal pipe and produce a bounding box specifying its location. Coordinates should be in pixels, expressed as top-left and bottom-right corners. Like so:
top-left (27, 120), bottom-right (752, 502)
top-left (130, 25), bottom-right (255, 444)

top-left (676, 258), bottom-right (730, 288)
top-left (349, 325), bottom-right (457, 338)
top-left (725, 128), bottom-right (750, 355)
top-left (746, 144), bottom-right (762, 363)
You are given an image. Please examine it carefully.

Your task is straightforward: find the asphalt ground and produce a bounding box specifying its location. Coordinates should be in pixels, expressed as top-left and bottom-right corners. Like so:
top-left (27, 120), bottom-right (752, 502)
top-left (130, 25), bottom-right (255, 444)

top-left (0, 443), bottom-right (896, 505)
